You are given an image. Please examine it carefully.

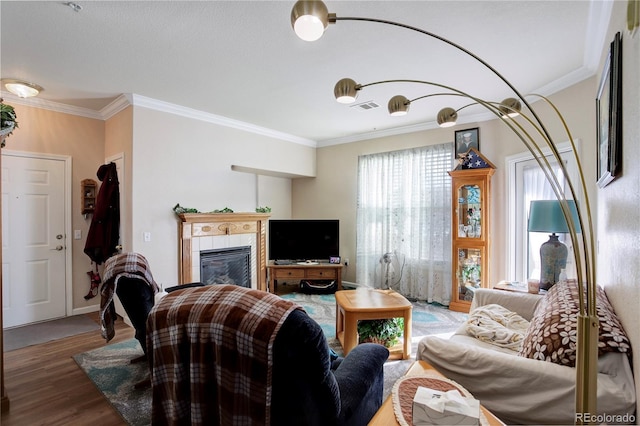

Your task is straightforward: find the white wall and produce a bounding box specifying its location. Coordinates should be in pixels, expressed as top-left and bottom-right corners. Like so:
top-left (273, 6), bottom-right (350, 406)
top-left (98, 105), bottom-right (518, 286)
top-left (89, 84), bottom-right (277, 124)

top-left (597, 1), bottom-right (640, 402)
top-left (129, 106), bottom-right (315, 289)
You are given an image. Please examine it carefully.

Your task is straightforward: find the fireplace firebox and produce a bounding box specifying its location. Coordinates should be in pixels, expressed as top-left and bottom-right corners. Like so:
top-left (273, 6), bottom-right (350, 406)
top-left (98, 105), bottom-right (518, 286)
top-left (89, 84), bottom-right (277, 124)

top-left (200, 246), bottom-right (251, 288)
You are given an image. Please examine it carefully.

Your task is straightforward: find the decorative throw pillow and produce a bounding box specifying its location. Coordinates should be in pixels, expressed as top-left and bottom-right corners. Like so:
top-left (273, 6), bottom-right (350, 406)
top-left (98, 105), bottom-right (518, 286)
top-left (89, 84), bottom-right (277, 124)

top-left (518, 280), bottom-right (631, 367)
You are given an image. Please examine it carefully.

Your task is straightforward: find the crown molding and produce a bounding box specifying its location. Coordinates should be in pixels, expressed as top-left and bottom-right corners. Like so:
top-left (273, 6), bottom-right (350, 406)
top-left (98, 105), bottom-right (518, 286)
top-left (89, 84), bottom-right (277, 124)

top-left (100, 94), bottom-right (131, 119)
top-left (127, 94), bottom-right (317, 147)
top-left (0, 91), bottom-right (104, 120)
top-left (1, 90), bottom-right (317, 148)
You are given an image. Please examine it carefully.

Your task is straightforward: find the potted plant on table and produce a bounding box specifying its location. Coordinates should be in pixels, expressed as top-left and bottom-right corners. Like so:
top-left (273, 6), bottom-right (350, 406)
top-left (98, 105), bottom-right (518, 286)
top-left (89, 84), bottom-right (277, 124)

top-left (357, 317), bottom-right (404, 348)
top-left (0, 100), bottom-right (18, 148)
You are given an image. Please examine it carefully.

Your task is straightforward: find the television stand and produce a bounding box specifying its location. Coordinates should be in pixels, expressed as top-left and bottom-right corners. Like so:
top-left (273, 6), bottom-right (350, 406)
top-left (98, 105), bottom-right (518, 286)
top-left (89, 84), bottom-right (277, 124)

top-left (267, 261), bottom-right (343, 294)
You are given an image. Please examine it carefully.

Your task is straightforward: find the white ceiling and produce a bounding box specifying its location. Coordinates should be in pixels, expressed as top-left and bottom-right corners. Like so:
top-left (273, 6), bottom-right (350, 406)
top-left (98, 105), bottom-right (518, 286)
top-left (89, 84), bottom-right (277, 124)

top-left (0, 1), bottom-right (609, 147)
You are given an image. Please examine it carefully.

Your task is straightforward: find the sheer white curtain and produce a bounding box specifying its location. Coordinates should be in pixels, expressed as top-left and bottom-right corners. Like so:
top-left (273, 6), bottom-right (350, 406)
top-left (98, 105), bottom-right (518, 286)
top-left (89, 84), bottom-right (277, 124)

top-left (355, 143), bottom-right (452, 304)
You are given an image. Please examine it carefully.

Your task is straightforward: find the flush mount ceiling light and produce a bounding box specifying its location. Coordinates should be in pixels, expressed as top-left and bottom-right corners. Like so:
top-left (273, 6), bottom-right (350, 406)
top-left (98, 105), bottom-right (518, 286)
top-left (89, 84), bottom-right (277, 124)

top-left (66, 2), bottom-right (82, 12)
top-left (2, 79), bottom-right (44, 98)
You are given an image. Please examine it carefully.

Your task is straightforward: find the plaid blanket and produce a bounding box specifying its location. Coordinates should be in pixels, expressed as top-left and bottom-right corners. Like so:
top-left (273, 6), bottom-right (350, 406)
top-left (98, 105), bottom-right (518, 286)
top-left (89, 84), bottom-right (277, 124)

top-left (99, 252), bottom-right (159, 342)
top-left (147, 284), bottom-right (302, 426)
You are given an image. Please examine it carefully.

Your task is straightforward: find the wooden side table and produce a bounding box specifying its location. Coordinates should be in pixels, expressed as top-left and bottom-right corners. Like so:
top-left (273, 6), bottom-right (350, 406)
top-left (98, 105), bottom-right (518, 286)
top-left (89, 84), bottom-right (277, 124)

top-left (369, 360), bottom-right (505, 426)
top-left (335, 288), bottom-right (412, 360)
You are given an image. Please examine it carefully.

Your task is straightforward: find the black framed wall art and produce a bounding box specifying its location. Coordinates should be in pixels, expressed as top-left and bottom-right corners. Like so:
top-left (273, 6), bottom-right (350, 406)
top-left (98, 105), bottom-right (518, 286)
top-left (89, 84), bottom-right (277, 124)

top-left (596, 31), bottom-right (622, 188)
top-left (455, 127), bottom-right (479, 158)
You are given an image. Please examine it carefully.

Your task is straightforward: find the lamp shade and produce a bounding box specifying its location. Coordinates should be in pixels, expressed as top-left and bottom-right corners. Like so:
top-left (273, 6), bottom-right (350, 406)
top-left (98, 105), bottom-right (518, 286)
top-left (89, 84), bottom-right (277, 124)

top-left (499, 97), bottom-right (522, 118)
top-left (437, 107), bottom-right (457, 127)
top-left (291, 0), bottom-right (330, 41)
top-left (334, 78), bottom-right (359, 104)
top-left (528, 200), bottom-right (581, 233)
top-left (388, 95), bottom-right (410, 116)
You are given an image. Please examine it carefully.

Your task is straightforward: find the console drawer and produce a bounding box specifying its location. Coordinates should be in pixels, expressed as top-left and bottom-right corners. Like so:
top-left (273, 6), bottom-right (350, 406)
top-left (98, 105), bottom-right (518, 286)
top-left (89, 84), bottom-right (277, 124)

top-left (306, 268), bottom-right (337, 280)
top-left (273, 269), bottom-right (306, 279)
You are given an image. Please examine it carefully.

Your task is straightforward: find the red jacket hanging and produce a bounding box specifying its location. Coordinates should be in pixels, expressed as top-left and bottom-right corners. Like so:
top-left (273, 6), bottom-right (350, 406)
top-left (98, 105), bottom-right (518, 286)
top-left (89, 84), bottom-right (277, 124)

top-left (84, 162), bottom-right (120, 264)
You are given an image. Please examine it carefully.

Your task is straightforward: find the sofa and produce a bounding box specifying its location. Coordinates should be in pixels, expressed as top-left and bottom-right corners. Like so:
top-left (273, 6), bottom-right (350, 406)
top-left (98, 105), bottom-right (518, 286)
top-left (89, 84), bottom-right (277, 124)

top-left (417, 283), bottom-right (636, 425)
top-left (147, 284), bottom-right (389, 426)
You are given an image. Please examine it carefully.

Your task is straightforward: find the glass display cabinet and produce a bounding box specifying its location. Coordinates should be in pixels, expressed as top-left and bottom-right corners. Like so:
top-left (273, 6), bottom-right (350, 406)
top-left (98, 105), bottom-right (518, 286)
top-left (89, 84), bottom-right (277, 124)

top-left (448, 150), bottom-right (495, 313)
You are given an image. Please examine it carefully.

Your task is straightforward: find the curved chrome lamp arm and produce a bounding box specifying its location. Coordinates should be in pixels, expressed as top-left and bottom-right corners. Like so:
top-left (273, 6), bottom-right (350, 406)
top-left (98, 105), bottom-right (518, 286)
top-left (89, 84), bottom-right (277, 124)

top-left (337, 77), bottom-right (593, 298)
top-left (290, 1), bottom-right (599, 419)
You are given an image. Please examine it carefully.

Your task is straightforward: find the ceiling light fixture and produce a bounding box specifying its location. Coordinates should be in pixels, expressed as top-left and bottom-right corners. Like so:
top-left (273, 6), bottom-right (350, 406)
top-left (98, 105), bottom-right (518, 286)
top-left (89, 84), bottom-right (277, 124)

top-left (290, 0), bottom-right (597, 419)
top-left (2, 79), bottom-right (44, 98)
top-left (66, 2), bottom-right (82, 13)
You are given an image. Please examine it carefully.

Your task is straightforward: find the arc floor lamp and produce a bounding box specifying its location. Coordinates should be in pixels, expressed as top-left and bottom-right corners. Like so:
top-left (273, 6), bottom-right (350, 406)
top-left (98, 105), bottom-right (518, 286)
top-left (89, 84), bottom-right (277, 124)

top-left (289, 0), bottom-right (598, 422)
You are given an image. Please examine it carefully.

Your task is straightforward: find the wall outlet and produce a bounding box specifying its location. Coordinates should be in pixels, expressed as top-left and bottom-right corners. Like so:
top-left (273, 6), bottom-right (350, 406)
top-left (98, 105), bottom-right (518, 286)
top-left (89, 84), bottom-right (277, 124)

top-left (144, 232), bottom-right (151, 242)
top-left (74, 229), bottom-right (82, 240)
top-left (344, 258), bottom-right (349, 266)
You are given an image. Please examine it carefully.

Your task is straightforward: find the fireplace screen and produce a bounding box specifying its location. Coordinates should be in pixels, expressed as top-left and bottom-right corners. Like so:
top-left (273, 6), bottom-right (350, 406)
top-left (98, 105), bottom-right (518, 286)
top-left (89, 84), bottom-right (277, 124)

top-left (200, 246), bottom-right (251, 288)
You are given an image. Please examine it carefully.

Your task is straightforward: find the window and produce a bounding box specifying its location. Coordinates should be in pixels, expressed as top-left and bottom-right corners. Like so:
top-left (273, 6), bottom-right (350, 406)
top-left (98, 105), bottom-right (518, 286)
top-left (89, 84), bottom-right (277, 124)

top-left (506, 141), bottom-right (580, 283)
top-left (355, 143), bottom-right (453, 303)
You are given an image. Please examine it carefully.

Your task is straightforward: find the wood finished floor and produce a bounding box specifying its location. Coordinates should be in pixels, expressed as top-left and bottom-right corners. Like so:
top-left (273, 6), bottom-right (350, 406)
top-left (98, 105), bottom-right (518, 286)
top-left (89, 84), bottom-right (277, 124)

top-left (1, 312), bottom-right (134, 426)
top-left (1, 285), bottom-right (299, 425)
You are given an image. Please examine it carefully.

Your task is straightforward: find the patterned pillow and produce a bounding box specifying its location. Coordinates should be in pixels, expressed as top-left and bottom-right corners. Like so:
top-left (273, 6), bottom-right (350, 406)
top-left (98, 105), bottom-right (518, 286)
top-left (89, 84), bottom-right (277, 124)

top-left (518, 280), bottom-right (631, 367)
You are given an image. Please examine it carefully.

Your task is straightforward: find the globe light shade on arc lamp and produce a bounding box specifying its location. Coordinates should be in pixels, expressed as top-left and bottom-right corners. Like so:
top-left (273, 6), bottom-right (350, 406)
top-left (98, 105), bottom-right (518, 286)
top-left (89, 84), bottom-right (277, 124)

top-left (2, 79), bottom-right (43, 98)
top-left (290, 0), bottom-right (334, 41)
top-left (437, 107), bottom-right (458, 127)
top-left (528, 200), bottom-right (581, 290)
top-left (388, 95), bottom-right (410, 116)
top-left (499, 97), bottom-right (522, 118)
top-left (334, 78), bottom-right (360, 104)
top-left (289, 1), bottom-right (599, 419)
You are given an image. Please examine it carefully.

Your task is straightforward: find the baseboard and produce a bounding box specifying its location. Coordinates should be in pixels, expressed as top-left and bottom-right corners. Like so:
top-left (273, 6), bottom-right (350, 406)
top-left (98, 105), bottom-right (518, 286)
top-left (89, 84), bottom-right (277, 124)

top-left (342, 281), bottom-right (361, 289)
top-left (73, 305), bottom-right (99, 315)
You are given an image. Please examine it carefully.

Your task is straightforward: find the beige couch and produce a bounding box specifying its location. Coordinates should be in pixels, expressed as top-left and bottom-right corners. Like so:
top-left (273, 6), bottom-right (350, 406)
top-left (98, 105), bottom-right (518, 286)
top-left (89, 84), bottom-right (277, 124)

top-left (417, 287), bottom-right (636, 425)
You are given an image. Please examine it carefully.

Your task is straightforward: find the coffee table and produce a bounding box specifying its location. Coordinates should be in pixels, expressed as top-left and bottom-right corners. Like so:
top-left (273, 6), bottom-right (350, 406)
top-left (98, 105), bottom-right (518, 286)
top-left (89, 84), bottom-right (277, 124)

top-left (335, 288), bottom-right (412, 360)
top-left (368, 360), bottom-right (505, 425)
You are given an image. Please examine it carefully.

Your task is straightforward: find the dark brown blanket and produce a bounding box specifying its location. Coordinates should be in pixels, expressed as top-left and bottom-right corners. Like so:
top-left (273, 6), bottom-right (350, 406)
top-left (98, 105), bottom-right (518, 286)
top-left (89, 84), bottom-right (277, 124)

top-left (147, 284), bottom-right (302, 426)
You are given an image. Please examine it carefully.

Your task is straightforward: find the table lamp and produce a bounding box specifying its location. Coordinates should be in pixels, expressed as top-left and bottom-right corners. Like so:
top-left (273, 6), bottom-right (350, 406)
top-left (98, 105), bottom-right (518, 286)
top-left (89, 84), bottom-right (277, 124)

top-left (528, 200), bottom-right (581, 290)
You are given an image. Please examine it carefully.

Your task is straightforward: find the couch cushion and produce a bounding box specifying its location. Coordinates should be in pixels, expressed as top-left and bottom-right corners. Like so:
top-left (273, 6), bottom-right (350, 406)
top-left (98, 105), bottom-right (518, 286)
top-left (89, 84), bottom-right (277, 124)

top-left (518, 280), bottom-right (631, 367)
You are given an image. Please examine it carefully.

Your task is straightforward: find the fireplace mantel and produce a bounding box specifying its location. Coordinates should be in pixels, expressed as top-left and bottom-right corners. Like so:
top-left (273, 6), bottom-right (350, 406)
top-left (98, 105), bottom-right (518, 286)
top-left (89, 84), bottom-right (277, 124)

top-left (177, 212), bottom-right (271, 291)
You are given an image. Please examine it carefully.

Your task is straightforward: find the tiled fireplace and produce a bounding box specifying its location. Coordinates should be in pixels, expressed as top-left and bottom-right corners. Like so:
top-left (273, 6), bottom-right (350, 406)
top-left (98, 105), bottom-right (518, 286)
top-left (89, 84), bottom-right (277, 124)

top-left (177, 212), bottom-right (270, 291)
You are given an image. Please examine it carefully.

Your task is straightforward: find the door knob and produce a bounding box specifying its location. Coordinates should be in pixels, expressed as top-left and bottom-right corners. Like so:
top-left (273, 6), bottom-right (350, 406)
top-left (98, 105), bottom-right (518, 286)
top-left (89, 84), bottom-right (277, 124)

top-left (51, 245), bottom-right (64, 251)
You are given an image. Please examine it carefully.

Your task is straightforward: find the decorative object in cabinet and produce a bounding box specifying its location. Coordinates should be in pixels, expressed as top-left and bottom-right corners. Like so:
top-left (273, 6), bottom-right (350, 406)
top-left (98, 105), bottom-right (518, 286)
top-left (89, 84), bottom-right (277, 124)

top-left (81, 178), bottom-right (97, 216)
top-left (449, 148), bottom-right (495, 313)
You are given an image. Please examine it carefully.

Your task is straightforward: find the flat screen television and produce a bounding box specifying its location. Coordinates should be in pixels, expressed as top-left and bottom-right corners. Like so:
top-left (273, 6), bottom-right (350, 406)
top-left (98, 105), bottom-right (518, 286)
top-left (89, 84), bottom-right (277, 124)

top-left (268, 219), bottom-right (339, 262)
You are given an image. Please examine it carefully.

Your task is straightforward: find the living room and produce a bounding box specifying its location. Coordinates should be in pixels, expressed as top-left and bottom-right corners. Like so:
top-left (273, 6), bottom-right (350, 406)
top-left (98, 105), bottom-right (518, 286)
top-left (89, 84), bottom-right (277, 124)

top-left (1, 0), bottom-right (639, 424)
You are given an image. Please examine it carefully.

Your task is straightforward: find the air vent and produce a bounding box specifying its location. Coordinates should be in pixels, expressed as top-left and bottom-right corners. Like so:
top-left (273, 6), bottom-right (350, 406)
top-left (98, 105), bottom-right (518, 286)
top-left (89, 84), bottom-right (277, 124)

top-left (350, 101), bottom-right (380, 111)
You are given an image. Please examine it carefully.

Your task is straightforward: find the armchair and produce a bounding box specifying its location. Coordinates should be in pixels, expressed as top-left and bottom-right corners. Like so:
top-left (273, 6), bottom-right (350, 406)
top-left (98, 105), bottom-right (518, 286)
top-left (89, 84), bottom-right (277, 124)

top-left (417, 288), bottom-right (635, 425)
top-left (147, 284), bottom-right (389, 426)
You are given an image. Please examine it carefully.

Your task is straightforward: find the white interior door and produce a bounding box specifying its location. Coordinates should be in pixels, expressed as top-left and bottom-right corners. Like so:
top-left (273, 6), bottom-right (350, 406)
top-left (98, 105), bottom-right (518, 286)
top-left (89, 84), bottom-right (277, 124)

top-left (2, 153), bottom-right (67, 327)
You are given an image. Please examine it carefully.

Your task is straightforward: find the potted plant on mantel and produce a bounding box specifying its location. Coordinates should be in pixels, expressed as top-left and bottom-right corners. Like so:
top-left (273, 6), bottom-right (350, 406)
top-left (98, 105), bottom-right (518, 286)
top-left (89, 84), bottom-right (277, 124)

top-left (0, 100), bottom-right (18, 148)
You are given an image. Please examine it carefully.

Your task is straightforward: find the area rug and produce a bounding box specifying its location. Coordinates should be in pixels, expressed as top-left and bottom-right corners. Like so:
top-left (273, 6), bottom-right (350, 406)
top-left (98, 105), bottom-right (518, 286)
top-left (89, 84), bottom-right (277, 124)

top-left (74, 291), bottom-right (467, 425)
top-left (4, 314), bottom-right (100, 351)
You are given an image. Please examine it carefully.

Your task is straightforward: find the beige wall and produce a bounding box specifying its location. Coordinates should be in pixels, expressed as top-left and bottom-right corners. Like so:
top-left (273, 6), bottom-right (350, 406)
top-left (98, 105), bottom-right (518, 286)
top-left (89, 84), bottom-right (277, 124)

top-left (294, 77), bottom-right (597, 284)
top-left (2, 104), bottom-right (105, 312)
top-left (105, 106), bottom-right (133, 250)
